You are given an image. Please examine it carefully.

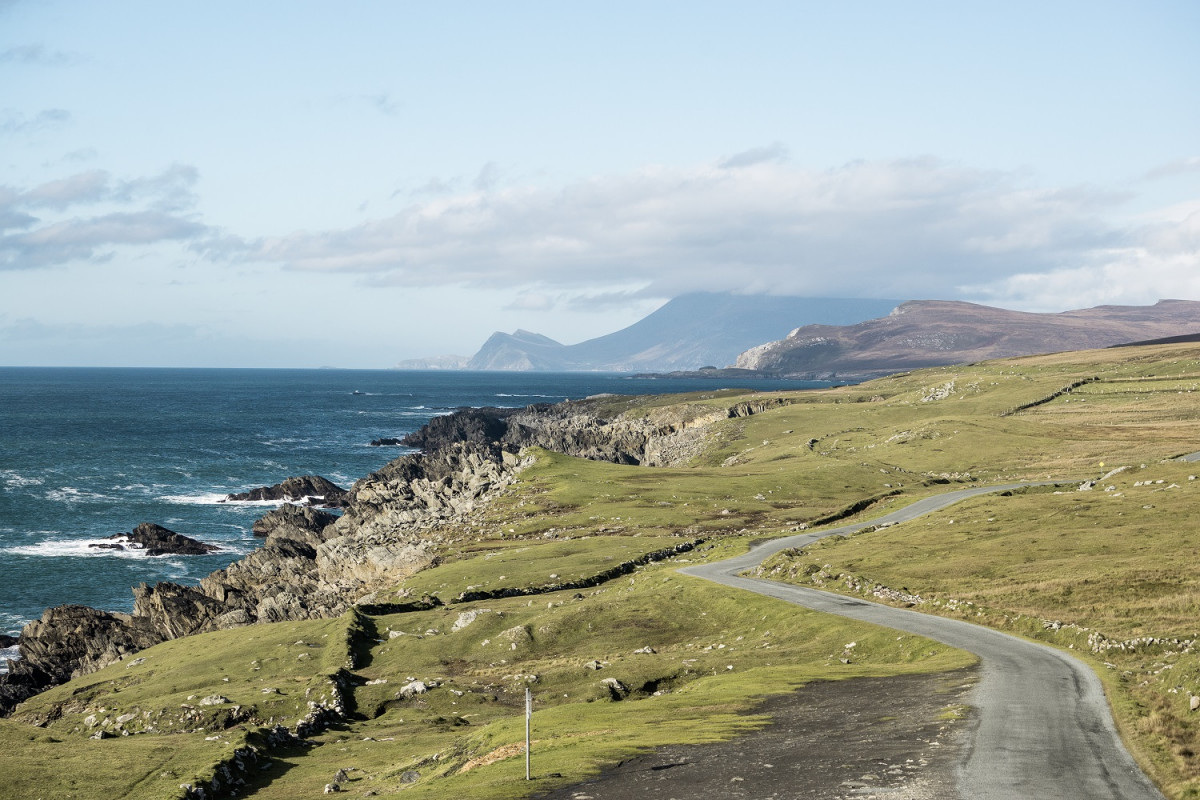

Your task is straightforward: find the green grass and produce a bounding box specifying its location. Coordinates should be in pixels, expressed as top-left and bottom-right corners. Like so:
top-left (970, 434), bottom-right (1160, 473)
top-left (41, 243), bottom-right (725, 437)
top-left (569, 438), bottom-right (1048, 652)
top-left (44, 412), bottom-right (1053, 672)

top-left (241, 562), bottom-right (971, 799)
top-left (400, 533), bottom-right (695, 600)
top-left (0, 719), bottom-right (235, 800)
top-left (760, 461), bottom-right (1200, 798)
top-left (7, 342), bottom-right (1200, 798)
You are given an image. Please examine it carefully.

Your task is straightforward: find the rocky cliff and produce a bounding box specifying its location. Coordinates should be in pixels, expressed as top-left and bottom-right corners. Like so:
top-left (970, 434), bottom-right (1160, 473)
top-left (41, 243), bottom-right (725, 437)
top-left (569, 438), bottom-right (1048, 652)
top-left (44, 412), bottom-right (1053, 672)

top-left (0, 395), bottom-right (743, 715)
top-left (736, 299), bottom-right (1200, 379)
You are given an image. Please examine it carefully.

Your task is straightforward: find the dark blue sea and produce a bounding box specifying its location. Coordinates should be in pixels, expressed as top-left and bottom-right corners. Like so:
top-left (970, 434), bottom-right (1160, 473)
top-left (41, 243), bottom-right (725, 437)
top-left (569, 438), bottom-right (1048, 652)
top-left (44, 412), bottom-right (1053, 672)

top-left (0, 367), bottom-right (830, 668)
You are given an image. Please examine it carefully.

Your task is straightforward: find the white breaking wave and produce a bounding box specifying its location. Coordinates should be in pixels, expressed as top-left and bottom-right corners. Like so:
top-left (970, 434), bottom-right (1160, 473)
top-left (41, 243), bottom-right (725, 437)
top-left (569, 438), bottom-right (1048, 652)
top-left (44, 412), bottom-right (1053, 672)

top-left (159, 492), bottom-right (318, 508)
top-left (495, 393), bottom-right (562, 398)
top-left (44, 486), bottom-right (110, 503)
top-left (1, 610), bottom-right (29, 634)
top-left (1, 470), bottom-right (44, 489)
top-left (4, 535), bottom-right (220, 559)
top-left (0, 645), bottom-right (20, 673)
top-left (161, 492), bottom-right (274, 506)
top-left (159, 491), bottom-right (241, 505)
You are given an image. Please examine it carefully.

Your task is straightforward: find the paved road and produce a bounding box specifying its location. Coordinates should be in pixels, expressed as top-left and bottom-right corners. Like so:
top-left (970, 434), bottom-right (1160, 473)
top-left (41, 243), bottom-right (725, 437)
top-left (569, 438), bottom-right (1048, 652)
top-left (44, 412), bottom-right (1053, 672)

top-left (679, 483), bottom-right (1167, 800)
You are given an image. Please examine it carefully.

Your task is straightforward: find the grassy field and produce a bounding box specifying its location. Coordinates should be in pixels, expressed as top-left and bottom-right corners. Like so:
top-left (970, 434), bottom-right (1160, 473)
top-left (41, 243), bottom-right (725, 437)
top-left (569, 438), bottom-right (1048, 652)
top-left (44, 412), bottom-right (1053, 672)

top-left (4, 342), bottom-right (1200, 798)
top-left (3, 552), bottom-right (971, 799)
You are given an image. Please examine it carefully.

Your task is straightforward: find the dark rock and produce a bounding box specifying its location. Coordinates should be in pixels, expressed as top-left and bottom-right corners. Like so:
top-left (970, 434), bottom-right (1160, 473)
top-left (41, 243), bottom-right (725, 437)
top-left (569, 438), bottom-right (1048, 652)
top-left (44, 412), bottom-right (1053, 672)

top-left (400, 407), bottom-right (516, 453)
top-left (132, 582), bottom-right (230, 640)
top-left (0, 635), bottom-right (16, 648)
top-left (225, 475), bottom-right (348, 507)
top-left (251, 504), bottom-right (341, 561)
top-left (369, 437), bottom-right (404, 447)
top-left (251, 504), bottom-right (338, 539)
top-left (0, 604), bottom-right (166, 715)
top-left (95, 523), bottom-right (219, 556)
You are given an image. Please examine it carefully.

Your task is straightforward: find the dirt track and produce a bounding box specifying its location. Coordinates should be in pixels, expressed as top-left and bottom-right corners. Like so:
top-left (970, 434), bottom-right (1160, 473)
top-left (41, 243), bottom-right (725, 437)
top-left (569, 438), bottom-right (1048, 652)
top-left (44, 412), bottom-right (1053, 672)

top-left (534, 668), bottom-right (977, 800)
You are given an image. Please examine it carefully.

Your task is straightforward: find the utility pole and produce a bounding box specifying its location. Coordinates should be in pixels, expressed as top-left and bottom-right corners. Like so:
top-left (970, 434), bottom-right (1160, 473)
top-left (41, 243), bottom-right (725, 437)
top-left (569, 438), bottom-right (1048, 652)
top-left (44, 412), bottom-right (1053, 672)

top-left (525, 687), bottom-right (532, 781)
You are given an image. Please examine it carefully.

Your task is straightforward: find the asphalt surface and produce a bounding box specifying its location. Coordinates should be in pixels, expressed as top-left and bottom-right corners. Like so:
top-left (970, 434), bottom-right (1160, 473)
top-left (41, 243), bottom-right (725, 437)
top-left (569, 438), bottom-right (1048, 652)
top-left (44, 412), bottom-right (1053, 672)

top-left (679, 482), bottom-right (1167, 800)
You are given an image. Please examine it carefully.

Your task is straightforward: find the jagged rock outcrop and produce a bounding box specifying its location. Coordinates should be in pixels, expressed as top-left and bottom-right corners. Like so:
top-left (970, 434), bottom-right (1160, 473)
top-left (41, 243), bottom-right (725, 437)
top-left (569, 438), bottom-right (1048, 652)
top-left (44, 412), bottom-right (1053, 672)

top-left (0, 605), bottom-right (165, 712)
top-left (0, 394), bottom-right (753, 716)
top-left (224, 475), bottom-right (348, 507)
top-left (251, 504), bottom-right (339, 543)
top-left (89, 522), bottom-right (219, 556)
top-left (500, 401), bottom-right (733, 468)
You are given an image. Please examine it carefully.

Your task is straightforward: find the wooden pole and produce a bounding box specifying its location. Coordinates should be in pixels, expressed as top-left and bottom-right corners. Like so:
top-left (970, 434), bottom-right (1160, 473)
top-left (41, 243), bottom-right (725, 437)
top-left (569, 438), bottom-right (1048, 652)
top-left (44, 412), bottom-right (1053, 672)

top-left (525, 687), bottom-right (532, 780)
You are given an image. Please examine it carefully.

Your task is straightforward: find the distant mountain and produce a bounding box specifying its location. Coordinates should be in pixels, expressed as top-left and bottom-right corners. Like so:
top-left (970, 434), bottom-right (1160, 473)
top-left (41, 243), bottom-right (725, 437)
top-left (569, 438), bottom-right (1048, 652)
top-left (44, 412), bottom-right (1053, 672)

top-left (463, 294), bottom-right (901, 372)
top-left (735, 299), bottom-right (1200, 379)
top-left (394, 354), bottom-right (470, 370)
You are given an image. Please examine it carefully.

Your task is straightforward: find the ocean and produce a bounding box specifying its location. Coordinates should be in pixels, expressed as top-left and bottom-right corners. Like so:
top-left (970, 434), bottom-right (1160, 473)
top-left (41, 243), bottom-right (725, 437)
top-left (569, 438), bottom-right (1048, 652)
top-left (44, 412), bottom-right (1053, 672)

top-left (0, 367), bottom-right (829, 670)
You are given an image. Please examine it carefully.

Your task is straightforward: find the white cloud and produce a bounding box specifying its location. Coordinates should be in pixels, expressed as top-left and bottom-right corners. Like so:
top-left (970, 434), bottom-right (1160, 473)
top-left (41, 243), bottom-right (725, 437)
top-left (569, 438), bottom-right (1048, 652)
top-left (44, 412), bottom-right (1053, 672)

top-left (1144, 157), bottom-right (1200, 182)
top-left (246, 157), bottom-right (1134, 302)
top-left (0, 165), bottom-right (210, 269)
top-left (963, 207), bottom-right (1200, 311)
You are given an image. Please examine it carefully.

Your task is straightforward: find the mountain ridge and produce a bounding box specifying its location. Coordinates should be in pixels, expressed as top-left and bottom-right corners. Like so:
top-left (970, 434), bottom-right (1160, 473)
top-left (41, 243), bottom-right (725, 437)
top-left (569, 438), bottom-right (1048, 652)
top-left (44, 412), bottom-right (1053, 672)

top-left (460, 293), bottom-right (901, 372)
top-left (736, 298), bottom-right (1200, 378)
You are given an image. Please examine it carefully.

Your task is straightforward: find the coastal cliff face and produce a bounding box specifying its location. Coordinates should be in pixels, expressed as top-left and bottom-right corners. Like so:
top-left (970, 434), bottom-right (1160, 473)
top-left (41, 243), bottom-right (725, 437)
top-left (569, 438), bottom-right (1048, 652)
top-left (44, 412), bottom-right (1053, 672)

top-left (0, 395), bottom-right (739, 715)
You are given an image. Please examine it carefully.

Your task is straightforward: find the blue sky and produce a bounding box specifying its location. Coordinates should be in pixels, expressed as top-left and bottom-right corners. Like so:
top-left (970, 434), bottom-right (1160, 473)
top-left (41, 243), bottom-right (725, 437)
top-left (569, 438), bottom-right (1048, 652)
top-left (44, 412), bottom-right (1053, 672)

top-left (2, 1), bottom-right (1197, 367)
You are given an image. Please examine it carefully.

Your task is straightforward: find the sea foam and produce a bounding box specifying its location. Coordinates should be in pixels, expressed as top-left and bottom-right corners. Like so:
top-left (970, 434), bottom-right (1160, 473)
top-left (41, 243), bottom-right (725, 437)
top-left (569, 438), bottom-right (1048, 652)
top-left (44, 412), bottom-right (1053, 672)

top-left (0, 645), bottom-right (20, 674)
top-left (159, 492), bottom-right (286, 507)
top-left (1, 470), bottom-right (44, 489)
top-left (6, 537), bottom-right (179, 559)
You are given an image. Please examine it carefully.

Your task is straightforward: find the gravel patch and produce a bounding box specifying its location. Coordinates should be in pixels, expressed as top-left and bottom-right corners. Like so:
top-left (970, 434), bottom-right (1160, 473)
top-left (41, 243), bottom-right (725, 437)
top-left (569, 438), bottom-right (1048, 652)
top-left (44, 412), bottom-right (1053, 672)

top-left (533, 667), bottom-right (978, 800)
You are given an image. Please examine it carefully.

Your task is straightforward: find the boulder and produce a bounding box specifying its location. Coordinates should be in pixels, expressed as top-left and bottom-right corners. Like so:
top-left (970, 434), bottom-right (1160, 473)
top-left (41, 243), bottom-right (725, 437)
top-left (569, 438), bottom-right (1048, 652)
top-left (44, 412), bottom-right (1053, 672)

top-left (225, 475), bottom-right (348, 507)
top-left (92, 523), bottom-right (219, 557)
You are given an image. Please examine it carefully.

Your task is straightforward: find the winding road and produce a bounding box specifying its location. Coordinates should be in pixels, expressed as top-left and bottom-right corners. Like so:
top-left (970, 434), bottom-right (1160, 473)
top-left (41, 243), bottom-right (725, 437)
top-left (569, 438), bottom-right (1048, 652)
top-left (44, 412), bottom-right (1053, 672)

top-left (679, 483), bottom-right (1167, 800)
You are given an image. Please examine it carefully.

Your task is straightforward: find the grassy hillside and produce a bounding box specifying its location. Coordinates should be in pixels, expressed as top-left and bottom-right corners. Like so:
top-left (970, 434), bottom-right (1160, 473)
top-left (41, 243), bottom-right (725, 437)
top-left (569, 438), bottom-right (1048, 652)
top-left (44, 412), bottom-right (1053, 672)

top-left (4, 341), bottom-right (1200, 798)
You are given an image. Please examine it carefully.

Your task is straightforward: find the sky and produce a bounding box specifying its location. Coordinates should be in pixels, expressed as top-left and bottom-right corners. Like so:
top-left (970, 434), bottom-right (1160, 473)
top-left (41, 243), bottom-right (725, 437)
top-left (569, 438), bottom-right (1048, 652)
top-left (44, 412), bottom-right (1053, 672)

top-left (1, 1), bottom-right (1197, 368)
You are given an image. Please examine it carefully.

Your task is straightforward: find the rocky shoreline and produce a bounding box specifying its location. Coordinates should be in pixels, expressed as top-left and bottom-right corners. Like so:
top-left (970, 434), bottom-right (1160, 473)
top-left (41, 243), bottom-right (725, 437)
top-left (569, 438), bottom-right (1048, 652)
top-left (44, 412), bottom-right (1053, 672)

top-left (0, 395), bottom-right (748, 716)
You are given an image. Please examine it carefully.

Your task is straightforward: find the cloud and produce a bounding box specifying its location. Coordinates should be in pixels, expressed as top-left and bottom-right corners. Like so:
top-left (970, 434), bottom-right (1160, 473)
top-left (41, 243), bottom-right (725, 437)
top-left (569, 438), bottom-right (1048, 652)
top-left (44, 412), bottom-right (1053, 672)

top-left (20, 170), bottom-right (110, 209)
top-left (0, 165), bottom-right (210, 269)
top-left (246, 156), bottom-right (1135, 302)
top-left (1144, 157), bottom-right (1200, 182)
top-left (2, 211), bottom-right (209, 268)
top-left (0, 108), bottom-right (70, 135)
top-left (473, 162), bottom-right (500, 192)
top-left (718, 142), bottom-right (789, 169)
top-left (963, 207), bottom-right (1200, 311)
top-left (365, 92), bottom-right (400, 115)
top-left (0, 44), bottom-right (78, 66)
